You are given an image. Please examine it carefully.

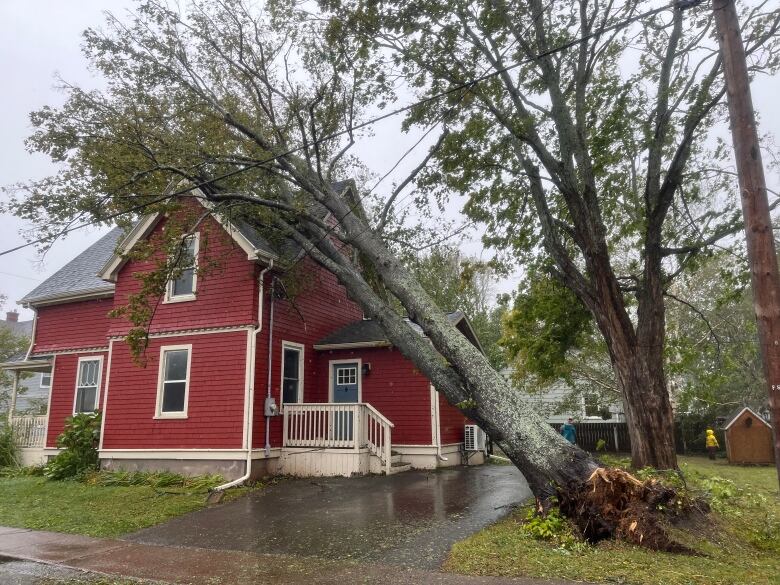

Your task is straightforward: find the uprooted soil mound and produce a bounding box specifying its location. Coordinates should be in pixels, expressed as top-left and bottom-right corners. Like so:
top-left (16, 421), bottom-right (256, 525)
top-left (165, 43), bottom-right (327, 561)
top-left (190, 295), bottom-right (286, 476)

top-left (557, 467), bottom-right (699, 552)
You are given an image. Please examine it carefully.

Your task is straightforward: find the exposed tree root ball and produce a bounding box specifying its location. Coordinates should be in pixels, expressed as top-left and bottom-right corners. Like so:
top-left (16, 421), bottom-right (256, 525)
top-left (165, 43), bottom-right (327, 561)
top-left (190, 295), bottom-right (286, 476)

top-left (557, 467), bottom-right (693, 552)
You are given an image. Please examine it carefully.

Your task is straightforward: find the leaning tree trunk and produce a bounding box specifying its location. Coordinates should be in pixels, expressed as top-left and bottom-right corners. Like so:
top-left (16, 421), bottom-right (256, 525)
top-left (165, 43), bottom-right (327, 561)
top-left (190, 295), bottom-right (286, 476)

top-left (264, 180), bottom-right (600, 498)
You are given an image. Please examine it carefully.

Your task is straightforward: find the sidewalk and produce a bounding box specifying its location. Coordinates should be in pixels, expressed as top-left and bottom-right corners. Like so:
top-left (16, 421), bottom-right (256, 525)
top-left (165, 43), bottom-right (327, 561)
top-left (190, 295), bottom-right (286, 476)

top-left (0, 526), bottom-right (570, 585)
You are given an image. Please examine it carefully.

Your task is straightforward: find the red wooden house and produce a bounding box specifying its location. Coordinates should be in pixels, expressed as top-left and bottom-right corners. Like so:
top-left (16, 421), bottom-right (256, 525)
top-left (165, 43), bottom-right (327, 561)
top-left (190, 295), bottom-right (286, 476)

top-left (4, 191), bottom-right (484, 479)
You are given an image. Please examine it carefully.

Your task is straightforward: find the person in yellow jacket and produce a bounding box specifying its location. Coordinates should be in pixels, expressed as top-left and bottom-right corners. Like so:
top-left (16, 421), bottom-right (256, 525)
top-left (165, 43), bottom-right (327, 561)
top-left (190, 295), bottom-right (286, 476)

top-left (706, 429), bottom-right (719, 460)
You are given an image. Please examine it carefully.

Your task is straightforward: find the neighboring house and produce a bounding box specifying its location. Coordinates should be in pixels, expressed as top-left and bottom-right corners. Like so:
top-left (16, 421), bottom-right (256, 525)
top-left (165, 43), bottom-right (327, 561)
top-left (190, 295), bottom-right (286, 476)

top-left (1, 311), bottom-right (49, 414)
top-left (500, 368), bottom-right (626, 425)
top-left (2, 190), bottom-right (483, 478)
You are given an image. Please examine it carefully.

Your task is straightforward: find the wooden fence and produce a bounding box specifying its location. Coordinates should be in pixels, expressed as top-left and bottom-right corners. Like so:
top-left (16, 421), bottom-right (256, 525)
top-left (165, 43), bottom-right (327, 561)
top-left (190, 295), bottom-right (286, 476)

top-left (549, 422), bottom-right (631, 453)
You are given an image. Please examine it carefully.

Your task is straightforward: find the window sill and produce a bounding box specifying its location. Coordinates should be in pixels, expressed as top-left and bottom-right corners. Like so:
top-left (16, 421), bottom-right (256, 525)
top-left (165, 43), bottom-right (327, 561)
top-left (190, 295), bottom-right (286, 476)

top-left (154, 413), bottom-right (189, 420)
top-left (162, 294), bottom-right (197, 305)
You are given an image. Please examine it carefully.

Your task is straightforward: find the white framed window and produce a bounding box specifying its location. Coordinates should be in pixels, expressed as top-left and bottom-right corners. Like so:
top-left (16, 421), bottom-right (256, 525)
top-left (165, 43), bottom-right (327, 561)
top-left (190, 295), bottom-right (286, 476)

top-left (155, 344), bottom-right (192, 419)
top-left (73, 357), bottom-right (103, 414)
top-left (281, 341), bottom-right (304, 405)
top-left (164, 233), bottom-right (199, 303)
top-left (336, 367), bottom-right (357, 386)
top-left (40, 372), bottom-right (52, 388)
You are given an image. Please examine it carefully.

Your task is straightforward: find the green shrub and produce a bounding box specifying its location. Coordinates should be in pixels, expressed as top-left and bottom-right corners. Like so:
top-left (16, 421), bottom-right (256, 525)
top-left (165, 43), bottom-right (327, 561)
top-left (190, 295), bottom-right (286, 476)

top-left (521, 507), bottom-right (583, 550)
top-left (44, 412), bottom-right (101, 480)
top-left (0, 423), bottom-right (20, 469)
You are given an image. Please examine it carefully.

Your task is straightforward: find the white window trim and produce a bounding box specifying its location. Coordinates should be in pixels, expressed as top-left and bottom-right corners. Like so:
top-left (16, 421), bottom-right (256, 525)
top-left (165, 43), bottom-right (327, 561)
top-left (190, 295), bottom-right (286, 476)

top-left (163, 232), bottom-right (199, 304)
top-left (280, 341), bottom-right (305, 406)
top-left (72, 356), bottom-right (104, 415)
top-left (40, 372), bottom-right (52, 388)
top-left (328, 358), bottom-right (362, 403)
top-left (154, 344), bottom-right (193, 419)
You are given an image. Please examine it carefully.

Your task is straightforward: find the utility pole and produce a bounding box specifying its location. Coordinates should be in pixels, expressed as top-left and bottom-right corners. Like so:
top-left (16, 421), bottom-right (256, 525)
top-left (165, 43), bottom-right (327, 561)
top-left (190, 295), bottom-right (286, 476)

top-left (713, 0), bottom-right (780, 488)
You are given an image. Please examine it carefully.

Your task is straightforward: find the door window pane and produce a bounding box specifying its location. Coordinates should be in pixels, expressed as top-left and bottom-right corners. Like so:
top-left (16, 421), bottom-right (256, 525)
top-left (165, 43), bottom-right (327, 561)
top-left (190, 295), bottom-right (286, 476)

top-left (282, 347), bottom-right (301, 404)
top-left (337, 367), bottom-right (357, 385)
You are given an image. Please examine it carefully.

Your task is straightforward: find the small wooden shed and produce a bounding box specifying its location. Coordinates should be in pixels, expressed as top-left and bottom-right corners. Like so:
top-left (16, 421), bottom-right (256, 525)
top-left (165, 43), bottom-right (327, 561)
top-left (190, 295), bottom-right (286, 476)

top-left (723, 407), bottom-right (775, 465)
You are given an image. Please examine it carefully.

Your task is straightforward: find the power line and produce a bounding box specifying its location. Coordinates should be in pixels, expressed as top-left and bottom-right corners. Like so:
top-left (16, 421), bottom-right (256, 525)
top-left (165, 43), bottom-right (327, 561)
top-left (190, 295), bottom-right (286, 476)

top-left (0, 0), bottom-right (683, 259)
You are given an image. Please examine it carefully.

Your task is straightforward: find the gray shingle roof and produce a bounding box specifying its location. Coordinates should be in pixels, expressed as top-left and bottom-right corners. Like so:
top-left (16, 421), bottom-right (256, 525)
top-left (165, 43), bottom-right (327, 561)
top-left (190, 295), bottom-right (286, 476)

top-left (20, 228), bottom-right (125, 306)
top-left (315, 312), bottom-right (465, 347)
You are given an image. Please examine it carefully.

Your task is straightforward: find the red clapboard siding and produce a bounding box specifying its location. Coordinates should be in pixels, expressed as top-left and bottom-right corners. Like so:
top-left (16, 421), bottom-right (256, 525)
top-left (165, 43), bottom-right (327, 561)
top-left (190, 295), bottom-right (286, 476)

top-left (252, 258), bottom-right (363, 449)
top-left (101, 331), bottom-right (249, 449)
top-left (109, 211), bottom-right (259, 337)
top-left (314, 347), bottom-right (433, 446)
top-left (46, 352), bottom-right (109, 448)
top-left (438, 393), bottom-right (468, 444)
top-left (33, 299), bottom-right (112, 354)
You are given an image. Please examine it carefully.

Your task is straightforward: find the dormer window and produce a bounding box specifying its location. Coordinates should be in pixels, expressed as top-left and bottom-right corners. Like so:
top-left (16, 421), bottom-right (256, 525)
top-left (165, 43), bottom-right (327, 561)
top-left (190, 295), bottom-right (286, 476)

top-left (165, 233), bottom-right (199, 303)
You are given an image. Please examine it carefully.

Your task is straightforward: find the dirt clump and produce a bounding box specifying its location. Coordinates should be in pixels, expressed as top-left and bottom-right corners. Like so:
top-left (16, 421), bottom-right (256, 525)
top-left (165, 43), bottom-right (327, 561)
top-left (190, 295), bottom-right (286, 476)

top-left (557, 467), bottom-right (696, 552)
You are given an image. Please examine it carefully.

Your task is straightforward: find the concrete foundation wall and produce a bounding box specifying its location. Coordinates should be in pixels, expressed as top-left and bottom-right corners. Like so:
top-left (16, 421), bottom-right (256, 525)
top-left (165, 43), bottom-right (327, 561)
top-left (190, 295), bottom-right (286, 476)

top-left (20, 448), bottom-right (47, 467)
top-left (101, 457), bottom-right (247, 480)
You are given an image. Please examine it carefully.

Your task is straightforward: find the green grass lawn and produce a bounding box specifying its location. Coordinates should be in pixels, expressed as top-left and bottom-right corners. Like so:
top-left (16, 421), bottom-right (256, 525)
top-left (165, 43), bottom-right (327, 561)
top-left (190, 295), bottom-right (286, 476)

top-left (0, 475), bottom-right (247, 538)
top-left (445, 456), bottom-right (780, 585)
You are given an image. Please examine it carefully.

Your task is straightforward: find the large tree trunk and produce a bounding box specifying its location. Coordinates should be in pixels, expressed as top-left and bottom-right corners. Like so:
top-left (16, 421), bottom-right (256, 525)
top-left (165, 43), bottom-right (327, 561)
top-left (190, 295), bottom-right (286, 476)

top-left (614, 347), bottom-right (677, 469)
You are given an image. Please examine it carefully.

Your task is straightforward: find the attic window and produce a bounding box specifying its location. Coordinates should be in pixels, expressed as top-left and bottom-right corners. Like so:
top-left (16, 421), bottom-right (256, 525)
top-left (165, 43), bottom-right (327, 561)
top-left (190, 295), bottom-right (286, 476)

top-left (165, 233), bottom-right (199, 302)
top-left (745, 417), bottom-right (753, 428)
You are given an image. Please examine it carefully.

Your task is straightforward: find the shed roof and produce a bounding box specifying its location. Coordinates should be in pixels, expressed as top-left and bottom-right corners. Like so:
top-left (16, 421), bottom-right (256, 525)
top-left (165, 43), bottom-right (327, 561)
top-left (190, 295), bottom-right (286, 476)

top-left (723, 407), bottom-right (771, 431)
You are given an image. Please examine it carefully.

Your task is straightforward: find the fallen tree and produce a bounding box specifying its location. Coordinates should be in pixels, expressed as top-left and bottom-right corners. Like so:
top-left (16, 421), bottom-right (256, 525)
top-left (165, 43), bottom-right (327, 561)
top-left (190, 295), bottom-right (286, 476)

top-left (2, 0), bottom-right (740, 546)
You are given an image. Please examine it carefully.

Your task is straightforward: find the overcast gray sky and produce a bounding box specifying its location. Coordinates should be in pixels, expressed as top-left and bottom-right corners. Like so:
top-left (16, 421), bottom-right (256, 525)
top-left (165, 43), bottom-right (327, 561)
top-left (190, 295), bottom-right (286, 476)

top-left (0, 2), bottom-right (778, 321)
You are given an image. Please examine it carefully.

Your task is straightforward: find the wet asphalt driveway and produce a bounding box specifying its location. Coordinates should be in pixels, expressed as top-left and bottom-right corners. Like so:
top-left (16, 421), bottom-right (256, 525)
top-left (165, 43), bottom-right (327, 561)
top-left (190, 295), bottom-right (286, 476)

top-left (127, 465), bottom-right (531, 569)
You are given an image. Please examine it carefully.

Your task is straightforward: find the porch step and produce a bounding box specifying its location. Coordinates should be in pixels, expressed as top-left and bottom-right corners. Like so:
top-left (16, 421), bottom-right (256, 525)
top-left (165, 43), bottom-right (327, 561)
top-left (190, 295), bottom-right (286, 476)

top-left (387, 461), bottom-right (412, 475)
top-left (391, 453), bottom-right (402, 464)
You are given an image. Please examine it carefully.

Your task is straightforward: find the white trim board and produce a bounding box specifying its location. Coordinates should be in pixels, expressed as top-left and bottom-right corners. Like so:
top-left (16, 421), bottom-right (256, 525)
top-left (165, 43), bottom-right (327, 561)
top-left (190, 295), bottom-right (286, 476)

top-left (108, 325), bottom-right (254, 340)
top-left (99, 448), bottom-right (281, 461)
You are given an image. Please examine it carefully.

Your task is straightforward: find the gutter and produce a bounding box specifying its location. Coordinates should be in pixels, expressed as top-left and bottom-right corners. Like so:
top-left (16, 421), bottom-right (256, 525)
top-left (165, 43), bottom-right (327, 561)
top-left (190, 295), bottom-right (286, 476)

top-left (212, 260), bottom-right (273, 492)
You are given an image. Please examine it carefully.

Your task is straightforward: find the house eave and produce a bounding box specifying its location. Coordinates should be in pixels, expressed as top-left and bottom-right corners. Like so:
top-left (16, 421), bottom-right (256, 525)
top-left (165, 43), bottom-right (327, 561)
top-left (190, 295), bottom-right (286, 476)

top-left (313, 341), bottom-right (392, 351)
top-left (0, 359), bottom-right (53, 371)
top-left (20, 288), bottom-right (115, 308)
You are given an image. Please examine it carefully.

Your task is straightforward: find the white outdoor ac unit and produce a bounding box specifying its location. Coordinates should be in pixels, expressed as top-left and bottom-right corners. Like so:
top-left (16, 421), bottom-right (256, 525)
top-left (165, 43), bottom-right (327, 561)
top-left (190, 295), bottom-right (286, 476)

top-left (464, 424), bottom-right (486, 452)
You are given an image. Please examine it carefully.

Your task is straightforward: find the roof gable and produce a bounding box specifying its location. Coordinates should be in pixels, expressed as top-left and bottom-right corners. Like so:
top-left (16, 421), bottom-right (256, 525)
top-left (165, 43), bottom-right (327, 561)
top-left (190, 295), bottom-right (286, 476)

top-left (723, 407), bottom-right (771, 430)
top-left (97, 191), bottom-right (279, 283)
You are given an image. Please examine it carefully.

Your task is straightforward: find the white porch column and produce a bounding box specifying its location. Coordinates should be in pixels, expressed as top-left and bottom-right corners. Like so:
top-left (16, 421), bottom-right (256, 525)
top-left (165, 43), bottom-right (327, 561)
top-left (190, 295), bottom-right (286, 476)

top-left (8, 370), bottom-right (19, 423)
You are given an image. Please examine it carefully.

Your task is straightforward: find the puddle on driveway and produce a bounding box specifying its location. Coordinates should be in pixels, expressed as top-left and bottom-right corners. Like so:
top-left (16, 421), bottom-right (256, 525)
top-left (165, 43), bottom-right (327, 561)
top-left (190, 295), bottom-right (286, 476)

top-left (127, 465), bottom-right (531, 569)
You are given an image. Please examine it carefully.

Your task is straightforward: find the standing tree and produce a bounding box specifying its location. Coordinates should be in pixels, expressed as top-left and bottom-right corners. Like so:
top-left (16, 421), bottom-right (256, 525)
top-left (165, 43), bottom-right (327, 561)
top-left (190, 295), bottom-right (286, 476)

top-left (321, 0), bottom-right (780, 468)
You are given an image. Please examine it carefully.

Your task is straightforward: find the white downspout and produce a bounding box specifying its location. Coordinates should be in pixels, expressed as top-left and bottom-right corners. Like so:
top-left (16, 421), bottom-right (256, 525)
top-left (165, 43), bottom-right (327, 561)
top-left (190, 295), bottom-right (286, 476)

top-left (213, 260), bottom-right (272, 492)
top-left (432, 385), bottom-right (448, 462)
top-left (24, 308), bottom-right (38, 360)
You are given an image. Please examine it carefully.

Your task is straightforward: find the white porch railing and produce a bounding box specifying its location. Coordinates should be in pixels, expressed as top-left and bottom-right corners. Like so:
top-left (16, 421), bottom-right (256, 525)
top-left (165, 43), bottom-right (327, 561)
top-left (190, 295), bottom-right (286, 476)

top-left (10, 415), bottom-right (47, 448)
top-left (283, 403), bottom-right (394, 474)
